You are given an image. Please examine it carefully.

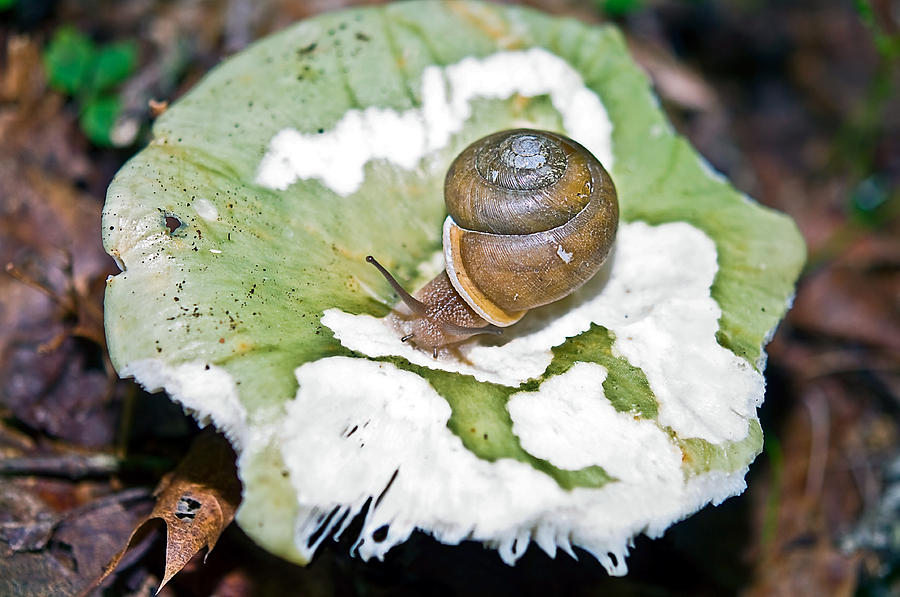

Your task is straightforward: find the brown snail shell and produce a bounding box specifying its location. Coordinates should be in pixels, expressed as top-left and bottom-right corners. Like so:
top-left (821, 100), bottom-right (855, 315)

top-left (443, 129), bottom-right (618, 326)
top-left (367, 128), bottom-right (618, 355)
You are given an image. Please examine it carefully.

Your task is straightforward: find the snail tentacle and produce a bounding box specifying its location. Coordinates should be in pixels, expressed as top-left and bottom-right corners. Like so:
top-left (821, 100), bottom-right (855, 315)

top-left (366, 256), bottom-right (427, 316)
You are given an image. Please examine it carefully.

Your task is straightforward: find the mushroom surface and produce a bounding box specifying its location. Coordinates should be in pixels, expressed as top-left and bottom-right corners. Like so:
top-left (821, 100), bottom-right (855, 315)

top-left (103, 1), bottom-right (805, 574)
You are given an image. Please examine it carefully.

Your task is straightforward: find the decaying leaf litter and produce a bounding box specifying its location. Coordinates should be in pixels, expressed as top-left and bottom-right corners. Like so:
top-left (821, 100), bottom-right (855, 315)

top-left (81, 431), bottom-right (240, 596)
top-left (1, 0), bottom-right (898, 595)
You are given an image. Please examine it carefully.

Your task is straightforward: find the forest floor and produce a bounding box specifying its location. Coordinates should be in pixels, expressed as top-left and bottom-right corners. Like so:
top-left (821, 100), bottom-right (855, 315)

top-left (1, 0), bottom-right (898, 595)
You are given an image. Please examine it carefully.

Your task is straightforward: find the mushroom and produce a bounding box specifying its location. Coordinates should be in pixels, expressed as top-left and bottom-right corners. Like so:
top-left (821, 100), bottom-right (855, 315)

top-left (102, 1), bottom-right (804, 575)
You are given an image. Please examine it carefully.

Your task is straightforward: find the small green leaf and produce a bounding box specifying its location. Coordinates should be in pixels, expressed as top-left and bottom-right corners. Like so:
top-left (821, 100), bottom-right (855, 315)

top-left (92, 41), bottom-right (137, 92)
top-left (43, 26), bottom-right (97, 95)
top-left (80, 95), bottom-right (121, 146)
top-left (599, 0), bottom-right (643, 17)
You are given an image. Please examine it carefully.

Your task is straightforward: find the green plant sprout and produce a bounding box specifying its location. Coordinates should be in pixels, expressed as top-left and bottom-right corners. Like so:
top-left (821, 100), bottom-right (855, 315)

top-left (43, 26), bottom-right (137, 146)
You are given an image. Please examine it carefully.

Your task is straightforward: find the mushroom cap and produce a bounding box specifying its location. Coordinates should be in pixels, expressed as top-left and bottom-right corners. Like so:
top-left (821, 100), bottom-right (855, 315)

top-left (102, 1), bottom-right (805, 574)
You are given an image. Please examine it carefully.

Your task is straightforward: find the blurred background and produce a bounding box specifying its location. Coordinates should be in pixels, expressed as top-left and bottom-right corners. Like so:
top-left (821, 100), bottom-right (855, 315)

top-left (1, 0), bottom-right (898, 595)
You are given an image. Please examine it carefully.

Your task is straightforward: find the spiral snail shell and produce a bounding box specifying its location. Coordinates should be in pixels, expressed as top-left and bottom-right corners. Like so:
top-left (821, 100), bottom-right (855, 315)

top-left (367, 128), bottom-right (618, 356)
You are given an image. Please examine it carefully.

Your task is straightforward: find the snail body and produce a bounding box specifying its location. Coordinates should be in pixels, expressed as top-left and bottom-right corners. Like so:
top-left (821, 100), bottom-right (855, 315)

top-left (368, 129), bottom-right (618, 356)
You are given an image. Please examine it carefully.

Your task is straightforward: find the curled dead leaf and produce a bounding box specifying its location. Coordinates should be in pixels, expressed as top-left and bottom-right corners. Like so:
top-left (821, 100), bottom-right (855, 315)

top-left (81, 431), bottom-right (241, 595)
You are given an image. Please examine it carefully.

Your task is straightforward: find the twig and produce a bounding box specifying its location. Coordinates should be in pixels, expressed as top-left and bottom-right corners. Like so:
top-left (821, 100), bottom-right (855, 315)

top-left (0, 453), bottom-right (119, 479)
top-left (803, 387), bottom-right (830, 500)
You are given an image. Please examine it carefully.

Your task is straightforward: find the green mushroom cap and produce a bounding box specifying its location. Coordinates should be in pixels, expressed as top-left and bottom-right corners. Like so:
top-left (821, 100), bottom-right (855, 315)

top-left (103, 1), bottom-right (804, 574)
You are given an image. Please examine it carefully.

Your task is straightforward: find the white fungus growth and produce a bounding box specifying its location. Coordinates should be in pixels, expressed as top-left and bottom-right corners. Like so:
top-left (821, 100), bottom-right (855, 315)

top-left (507, 363), bottom-right (681, 476)
top-left (257, 48), bottom-right (760, 573)
top-left (255, 48), bottom-right (614, 194)
top-left (245, 356), bottom-right (752, 574)
top-left (121, 359), bottom-right (247, 449)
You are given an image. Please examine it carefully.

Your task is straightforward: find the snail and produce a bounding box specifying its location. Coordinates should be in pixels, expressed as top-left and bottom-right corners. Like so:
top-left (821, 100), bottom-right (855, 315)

top-left (367, 128), bottom-right (618, 357)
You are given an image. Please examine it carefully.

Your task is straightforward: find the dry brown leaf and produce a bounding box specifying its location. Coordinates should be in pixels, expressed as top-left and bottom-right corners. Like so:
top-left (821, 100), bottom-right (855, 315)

top-left (0, 35), bottom-right (45, 103)
top-left (791, 235), bottom-right (900, 352)
top-left (0, 36), bottom-right (92, 183)
top-left (82, 431), bottom-right (241, 595)
top-left (0, 484), bottom-right (151, 597)
top-left (1, 114), bottom-right (119, 445)
top-left (626, 36), bottom-right (720, 112)
top-left (741, 375), bottom-right (888, 596)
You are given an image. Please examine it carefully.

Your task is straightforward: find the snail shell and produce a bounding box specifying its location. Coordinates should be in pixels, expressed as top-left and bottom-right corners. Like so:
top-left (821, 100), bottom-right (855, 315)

top-left (367, 128), bottom-right (618, 355)
top-left (443, 129), bottom-right (618, 326)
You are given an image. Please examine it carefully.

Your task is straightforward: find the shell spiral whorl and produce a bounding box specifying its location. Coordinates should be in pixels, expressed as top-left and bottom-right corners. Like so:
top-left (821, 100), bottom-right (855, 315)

top-left (443, 129), bottom-right (618, 327)
top-left (474, 132), bottom-right (566, 192)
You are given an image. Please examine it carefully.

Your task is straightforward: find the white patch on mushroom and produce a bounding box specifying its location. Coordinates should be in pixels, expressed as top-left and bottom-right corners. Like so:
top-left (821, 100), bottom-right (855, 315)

top-left (556, 244), bottom-right (573, 263)
top-left (255, 48), bottom-right (614, 195)
top-left (271, 356), bottom-right (750, 575)
top-left (323, 221), bottom-right (763, 444)
top-left (194, 198), bottom-right (219, 221)
top-left (120, 359), bottom-right (248, 449)
top-left (507, 363), bottom-right (682, 479)
top-left (321, 309), bottom-right (552, 384)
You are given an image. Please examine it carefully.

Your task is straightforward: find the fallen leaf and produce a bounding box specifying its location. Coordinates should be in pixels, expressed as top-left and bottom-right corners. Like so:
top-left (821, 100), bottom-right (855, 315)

top-left (0, 35), bottom-right (45, 103)
top-left (84, 431), bottom-right (241, 595)
top-left (741, 372), bottom-right (895, 596)
top-left (0, 156), bottom-right (119, 446)
top-left (54, 489), bottom-right (154, 585)
top-left (791, 234), bottom-right (900, 352)
top-left (0, 482), bottom-right (57, 554)
top-left (0, 35), bottom-right (92, 182)
top-left (0, 483), bottom-right (151, 597)
top-left (627, 36), bottom-right (720, 112)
